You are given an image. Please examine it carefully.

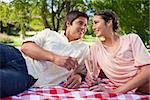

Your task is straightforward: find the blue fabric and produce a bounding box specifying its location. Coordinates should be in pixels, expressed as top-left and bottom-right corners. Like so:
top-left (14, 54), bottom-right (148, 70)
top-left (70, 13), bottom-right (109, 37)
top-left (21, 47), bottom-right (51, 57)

top-left (0, 43), bottom-right (37, 98)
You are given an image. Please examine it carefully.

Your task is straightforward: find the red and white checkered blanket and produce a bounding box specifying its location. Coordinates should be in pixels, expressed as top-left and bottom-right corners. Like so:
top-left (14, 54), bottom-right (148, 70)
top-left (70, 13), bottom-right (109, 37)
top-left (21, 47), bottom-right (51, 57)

top-left (2, 79), bottom-right (150, 100)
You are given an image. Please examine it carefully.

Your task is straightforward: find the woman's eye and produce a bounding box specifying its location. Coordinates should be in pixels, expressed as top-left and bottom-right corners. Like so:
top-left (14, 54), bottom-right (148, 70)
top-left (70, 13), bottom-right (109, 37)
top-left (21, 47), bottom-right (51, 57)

top-left (94, 21), bottom-right (98, 24)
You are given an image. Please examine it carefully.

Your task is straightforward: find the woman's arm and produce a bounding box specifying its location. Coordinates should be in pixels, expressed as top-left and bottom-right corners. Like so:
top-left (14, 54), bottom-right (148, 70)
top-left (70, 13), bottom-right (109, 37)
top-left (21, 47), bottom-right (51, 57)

top-left (114, 35), bottom-right (150, 93)
top-left (113, 64), bottom-right (150, 93)
top-left (90, 64), bottom-right (150, 93)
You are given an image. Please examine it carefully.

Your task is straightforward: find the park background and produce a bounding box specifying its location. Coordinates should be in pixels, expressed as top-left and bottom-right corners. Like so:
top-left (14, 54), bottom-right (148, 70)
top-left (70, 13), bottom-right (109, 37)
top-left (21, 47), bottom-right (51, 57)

top-left (0, 0), bottom-right (149, 50)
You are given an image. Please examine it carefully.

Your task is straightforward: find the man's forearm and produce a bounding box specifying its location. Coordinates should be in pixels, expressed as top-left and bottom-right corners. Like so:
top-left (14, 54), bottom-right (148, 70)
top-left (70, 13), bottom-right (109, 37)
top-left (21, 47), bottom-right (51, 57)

top-left (21, 42), bottom-right (55, 62)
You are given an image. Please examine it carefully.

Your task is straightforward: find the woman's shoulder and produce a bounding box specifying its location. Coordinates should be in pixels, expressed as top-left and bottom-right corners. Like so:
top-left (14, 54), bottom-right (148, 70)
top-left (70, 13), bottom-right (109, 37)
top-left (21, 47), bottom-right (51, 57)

top-left (122, 33), bottom-right (139, 38)
top-left (121, 33), bottom-right (140, 42)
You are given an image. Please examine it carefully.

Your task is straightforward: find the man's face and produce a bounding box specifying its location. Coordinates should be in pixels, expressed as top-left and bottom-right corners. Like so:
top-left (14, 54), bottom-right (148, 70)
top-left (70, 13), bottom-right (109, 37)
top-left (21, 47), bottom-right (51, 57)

top-left (67, 17), bottom-right (88, 41)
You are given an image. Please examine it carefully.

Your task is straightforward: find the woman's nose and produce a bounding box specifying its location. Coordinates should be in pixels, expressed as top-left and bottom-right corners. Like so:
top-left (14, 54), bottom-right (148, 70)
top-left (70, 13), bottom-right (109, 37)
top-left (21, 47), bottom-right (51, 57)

top-left (92, 25), bottom-right (95, 31)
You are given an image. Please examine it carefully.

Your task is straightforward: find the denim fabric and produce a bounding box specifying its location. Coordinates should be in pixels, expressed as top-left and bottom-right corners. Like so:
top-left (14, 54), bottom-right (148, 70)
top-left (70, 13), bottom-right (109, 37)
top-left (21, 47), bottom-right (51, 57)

top-left (0, 43), bottom-right (37, 98)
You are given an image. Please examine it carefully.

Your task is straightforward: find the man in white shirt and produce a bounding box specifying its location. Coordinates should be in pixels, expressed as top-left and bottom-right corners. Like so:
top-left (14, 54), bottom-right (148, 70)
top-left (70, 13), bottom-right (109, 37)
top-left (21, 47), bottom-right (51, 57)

top-left (0, 10), bottom-right (89, 98)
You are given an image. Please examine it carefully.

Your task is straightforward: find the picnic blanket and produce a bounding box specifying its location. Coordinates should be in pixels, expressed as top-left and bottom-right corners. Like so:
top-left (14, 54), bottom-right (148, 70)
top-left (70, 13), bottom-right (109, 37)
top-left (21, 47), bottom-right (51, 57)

top-left (2, 79), bottom-right (150, 100)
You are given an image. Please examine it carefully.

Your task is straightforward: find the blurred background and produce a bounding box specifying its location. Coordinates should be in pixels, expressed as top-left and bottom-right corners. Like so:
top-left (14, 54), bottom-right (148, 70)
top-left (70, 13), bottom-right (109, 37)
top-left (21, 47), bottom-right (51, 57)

top-left (0, 0), bottom-right (149, 50)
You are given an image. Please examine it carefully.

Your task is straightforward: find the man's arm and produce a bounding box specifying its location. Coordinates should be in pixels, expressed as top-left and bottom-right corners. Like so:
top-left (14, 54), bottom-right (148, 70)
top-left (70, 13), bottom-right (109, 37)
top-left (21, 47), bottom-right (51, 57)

top-left (21, 42), bottom-right (78, 70)
top-left (73, 64), bottom-right (87, 81)
top-left (64, 64), bottom-right (87, 89)
top-left (21, 42), bottom-right (55, 61)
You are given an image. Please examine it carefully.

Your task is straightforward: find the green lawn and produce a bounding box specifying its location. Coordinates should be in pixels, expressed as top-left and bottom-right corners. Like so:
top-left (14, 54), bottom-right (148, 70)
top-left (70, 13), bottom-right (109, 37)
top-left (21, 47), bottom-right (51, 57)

top-left (2, 34), bottom-right (150, 53)
top-left (82, 35), bottom-right (96, 46)
top-left (7, 35), bottom-right (97, 47)
top-left (8, 36), bottom-right (23, 47)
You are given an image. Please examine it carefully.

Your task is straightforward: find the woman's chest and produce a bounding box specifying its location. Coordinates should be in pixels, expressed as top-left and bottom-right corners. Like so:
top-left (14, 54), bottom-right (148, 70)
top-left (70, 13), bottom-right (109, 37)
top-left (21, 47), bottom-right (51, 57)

top-left (96, 42), bottom-right (134, 66)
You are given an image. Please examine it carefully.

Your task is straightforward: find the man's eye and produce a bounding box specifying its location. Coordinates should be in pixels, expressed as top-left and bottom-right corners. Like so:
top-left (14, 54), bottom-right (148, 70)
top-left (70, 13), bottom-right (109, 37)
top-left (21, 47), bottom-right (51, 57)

top-left (84, 24), bottom-right (87, 27)
top-left (79, 22), bottom-right (83, 25)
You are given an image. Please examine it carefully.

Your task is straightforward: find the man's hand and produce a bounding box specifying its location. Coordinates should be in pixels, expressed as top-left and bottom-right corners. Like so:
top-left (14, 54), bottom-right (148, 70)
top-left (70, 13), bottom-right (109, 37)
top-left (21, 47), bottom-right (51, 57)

top-left (64, 74), bottom-right (82, 89)
top-left (53, 55), bottom-right (79, 71)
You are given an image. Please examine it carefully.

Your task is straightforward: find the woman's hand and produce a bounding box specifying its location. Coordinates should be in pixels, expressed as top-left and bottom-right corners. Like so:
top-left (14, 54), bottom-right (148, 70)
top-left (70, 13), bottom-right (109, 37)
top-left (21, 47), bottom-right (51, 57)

top-left (86, 77), bottom-right (96, 87)
top-left (89, 84), bottom-right (113, 93)
top-left (85, 72), bottom-right (99, 87)
top-left (64, 74), bottom-right (82, 89)
top-left (53, 55), bottom-right (79, 71)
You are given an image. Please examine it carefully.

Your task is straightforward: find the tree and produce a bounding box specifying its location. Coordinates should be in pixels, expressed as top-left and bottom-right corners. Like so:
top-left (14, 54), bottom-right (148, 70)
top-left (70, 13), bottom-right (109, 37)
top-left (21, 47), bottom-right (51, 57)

top-left (87, 0), bottom-right (149, 47)
top-left (45, 0), bottom-right (87, 31)
top-left (8, 0), bottom-right (33, 39)
top-left (0, 2), bottom-right (9, 33)
top-left (1, 0), bottom-right (89, 38)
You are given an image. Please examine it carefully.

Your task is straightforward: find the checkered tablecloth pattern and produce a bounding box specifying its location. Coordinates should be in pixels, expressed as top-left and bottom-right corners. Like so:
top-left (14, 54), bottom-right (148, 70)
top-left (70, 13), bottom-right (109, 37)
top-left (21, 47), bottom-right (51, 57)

top-left (2, 79), bottom-right (150, 100)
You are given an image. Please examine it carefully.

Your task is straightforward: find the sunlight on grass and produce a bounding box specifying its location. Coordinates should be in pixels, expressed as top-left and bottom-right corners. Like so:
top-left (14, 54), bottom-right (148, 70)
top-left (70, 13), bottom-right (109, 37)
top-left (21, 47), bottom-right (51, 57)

top-left (8, 36), bottom-right (23, 47)
top-left (7, 35), bottom-right (97, 47)
top-left (82, 35), bottom-right (96, 46)
top-left (3, 34), bottom-right (150, 53)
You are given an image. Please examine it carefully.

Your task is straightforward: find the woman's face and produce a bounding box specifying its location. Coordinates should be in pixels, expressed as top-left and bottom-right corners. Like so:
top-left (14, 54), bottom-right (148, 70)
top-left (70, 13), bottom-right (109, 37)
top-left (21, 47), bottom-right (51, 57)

top-left (92, 15), bottom-right (109, 37)
top-left (67, 17), bottom-right (88, 41)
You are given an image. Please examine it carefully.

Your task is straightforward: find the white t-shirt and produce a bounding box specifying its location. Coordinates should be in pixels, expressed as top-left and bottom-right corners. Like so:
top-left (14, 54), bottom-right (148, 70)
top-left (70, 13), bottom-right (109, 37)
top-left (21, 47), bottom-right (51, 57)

top-left (21, 28), bottom-right (89, 87)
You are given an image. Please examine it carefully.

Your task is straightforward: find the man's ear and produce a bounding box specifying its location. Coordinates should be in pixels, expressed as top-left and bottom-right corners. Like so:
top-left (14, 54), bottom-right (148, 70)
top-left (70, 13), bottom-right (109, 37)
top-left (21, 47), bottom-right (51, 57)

top-left (66, 21), bottom-right (71, 27)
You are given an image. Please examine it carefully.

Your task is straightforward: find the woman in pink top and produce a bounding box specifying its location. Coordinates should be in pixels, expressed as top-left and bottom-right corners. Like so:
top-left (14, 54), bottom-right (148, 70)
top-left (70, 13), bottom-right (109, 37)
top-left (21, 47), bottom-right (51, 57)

top-left (86, 10), bottom-right (150, 94)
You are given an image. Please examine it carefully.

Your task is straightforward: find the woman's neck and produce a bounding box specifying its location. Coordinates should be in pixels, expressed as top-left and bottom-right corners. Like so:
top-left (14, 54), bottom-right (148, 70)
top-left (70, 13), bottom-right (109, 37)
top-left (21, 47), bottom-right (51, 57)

top-left (102, 33), bottom-right (119, 47)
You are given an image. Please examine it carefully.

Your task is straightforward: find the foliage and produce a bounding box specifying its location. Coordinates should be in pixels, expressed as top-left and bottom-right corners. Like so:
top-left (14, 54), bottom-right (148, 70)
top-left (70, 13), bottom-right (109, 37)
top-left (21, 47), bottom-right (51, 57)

top-left (88, 0), bottom-right (149, 47)
top-left (0, 0), bottom-right (149, 48)
top-left (29, 19), bottom-right (45, 31)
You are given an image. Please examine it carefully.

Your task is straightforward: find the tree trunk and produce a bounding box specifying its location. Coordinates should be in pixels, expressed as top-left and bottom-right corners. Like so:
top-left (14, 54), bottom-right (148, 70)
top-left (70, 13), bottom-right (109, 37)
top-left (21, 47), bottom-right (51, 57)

top-left (51, 0), bottom-right (56, 31)
top-left (41, 0), bottom-right (51, 29)
top-left (41, 14), bottom-right (51, 29)
top-left (0, 21), bottom-right (3, 33)
top-left (56, 1), bottom-right (65, 31)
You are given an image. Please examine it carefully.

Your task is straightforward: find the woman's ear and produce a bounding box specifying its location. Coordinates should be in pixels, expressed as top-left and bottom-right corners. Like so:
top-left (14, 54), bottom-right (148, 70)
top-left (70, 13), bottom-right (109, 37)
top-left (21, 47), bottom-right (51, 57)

top-left (107, 20), bottom-right (112, 27)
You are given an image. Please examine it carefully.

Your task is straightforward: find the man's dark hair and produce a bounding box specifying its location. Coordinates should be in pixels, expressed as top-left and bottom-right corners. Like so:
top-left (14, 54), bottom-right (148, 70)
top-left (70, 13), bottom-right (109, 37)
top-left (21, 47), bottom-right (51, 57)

top-left (63, 10), bottom-right (89, 30)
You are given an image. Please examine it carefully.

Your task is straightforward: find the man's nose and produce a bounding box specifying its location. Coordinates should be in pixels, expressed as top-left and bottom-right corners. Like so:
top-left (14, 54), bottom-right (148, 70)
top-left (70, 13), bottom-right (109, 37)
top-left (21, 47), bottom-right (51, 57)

top-left (81, 25), bottom-right (86, 29)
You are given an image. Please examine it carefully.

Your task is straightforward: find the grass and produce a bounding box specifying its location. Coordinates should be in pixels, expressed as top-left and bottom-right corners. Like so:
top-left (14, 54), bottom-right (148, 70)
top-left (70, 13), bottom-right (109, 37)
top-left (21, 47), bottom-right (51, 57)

top-left (4, 34), bottom-right (150, 53)
top-left (82, 35), bottom-right (96, 46)
top-left (8, 36), bottom-right (23, 47)
top-left (6, 35), bottom-right (97, 47)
